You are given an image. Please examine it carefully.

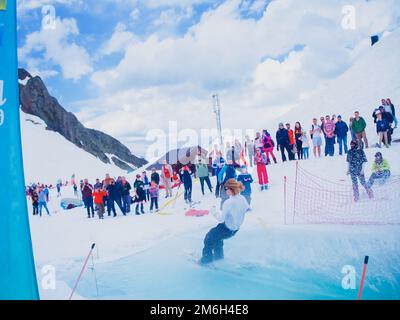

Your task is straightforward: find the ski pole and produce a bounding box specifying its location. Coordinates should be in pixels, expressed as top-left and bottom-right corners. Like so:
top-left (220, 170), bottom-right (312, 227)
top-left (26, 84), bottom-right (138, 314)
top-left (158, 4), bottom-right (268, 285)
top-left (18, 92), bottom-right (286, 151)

top-left (68, 243), bottom-right (96, 300)
top-left (357, 256), bottom-right (369, 300)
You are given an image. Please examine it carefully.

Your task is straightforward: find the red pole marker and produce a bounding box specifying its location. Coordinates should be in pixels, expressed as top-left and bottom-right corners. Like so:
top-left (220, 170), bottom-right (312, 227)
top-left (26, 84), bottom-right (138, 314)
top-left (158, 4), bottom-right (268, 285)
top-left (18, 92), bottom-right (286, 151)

top-left (69, 243), bottom-right (96, 300)
top-left (358, 256), bottom-right (369, 300)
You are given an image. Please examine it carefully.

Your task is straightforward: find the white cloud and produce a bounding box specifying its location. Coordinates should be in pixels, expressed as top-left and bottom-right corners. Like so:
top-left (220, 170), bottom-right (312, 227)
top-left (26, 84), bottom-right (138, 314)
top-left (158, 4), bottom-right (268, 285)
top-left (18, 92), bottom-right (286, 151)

top-left (99, 23), bottom-right (137, 57)
top-left (61, 0), bottom-right (400, 153)
top-left (19, 18), bottom-right (93, 81)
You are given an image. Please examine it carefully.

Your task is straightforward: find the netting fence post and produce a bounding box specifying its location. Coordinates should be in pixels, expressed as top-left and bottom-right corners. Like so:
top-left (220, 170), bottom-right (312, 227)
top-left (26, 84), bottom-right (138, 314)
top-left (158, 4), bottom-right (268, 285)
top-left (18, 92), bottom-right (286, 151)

top-left (284, 176), bottom-right (287, 225)
top-left (293, 161), bottom-right (299, 224)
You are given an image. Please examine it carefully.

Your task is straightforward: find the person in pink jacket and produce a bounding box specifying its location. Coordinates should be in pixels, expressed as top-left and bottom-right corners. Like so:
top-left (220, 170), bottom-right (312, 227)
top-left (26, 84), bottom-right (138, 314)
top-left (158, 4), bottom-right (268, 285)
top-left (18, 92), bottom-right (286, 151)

top-left (254, 148), bottom-right (269, 191)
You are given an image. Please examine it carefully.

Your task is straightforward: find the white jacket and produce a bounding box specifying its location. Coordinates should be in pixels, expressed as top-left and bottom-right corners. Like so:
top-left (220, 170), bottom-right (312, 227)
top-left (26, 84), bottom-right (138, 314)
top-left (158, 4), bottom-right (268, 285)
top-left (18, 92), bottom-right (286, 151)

top-left (213, 194), bottom-right (249, 231)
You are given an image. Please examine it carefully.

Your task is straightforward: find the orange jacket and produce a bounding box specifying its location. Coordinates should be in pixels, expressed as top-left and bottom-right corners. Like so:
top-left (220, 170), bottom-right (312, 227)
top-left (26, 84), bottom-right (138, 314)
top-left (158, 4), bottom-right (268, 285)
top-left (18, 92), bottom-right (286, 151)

top-left (93, 190), bottom-right (107, 205)
top-left (288, 129), bottom-right (295, 145)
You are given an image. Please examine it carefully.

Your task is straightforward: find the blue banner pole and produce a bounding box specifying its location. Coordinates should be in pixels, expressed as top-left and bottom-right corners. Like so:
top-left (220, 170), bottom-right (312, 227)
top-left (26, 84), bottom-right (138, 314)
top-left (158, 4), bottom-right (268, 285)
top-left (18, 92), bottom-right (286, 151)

top-left (0, 0), bottom-right (40, 300)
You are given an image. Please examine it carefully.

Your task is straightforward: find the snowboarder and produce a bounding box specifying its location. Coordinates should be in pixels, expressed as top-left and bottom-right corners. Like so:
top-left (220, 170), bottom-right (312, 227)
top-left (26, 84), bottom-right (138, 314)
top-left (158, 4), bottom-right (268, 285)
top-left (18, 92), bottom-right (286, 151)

top-left (310, 118), bottom-right (323, 158)
top-left (335, 116), bottom-right (349, 156)
top-left (199, 179), bottom-right (249, 265)
top-left (196, 159), bottom-right (213, 196)
top-left (180, 165), bottom-right (193, 204)
top-left (352, 111), bottom-right (369, 148)
top-left (237, 166), bottom-right (254, 205)
top-left (149, 182), bottom-right (160, 213)
top-left (367, 152), bottom-right (391, 188)
top-left (254, 148), bottom-right (269, 191)
top-left (134, 174), bottom-right (147, 215)
top-left (161, 160), bottom-right (173, 198)
top-left (346, 140), bottom-right (373, 202)
top-left (81, 179), bottom-right (95, 218)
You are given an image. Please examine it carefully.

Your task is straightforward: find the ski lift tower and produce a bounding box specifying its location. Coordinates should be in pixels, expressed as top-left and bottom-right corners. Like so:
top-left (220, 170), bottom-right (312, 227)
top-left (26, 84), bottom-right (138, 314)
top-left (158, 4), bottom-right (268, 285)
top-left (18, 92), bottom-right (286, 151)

top-left (212, 94), bottom-right (223, 148)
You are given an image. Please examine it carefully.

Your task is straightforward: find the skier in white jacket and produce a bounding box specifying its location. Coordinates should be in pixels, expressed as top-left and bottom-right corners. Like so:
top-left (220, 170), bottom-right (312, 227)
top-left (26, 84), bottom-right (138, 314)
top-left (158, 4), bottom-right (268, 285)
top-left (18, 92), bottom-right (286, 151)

top-left (199, 179), bottom-right (249, 265)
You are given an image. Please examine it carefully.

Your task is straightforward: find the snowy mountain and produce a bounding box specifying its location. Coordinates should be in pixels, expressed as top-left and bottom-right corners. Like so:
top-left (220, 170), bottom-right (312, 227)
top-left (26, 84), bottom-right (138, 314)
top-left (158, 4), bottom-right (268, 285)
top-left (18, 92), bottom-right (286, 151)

top-left (18, 69), bottom-right (147, 183)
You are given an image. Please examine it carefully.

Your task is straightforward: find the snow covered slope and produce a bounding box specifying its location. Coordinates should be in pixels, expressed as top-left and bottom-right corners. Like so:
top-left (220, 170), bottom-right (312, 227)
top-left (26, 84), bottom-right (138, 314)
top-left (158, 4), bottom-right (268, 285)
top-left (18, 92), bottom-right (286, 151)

top-left (20, 112), bottom-right (125, 184)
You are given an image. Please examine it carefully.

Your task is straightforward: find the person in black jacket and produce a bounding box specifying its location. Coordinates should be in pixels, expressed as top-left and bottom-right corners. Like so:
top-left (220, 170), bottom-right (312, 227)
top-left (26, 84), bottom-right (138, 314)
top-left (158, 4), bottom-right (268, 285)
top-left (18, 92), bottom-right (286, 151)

top-left (151, 167), bottom-right (160, 185)
top-left (81, 179), bottom-right (95, 218)
top-left (106, 180), bottom-right (125, 217)
top-left (121, 176), bottom-right (132, 214)
top-left (346, 140), bottom-right (373, 202)
top-left (276, 123), bottom-right (294, 162)
top-left (335, 116), bottom-right (349, 155)
top-left (180, 165), bottom-right (193, 204)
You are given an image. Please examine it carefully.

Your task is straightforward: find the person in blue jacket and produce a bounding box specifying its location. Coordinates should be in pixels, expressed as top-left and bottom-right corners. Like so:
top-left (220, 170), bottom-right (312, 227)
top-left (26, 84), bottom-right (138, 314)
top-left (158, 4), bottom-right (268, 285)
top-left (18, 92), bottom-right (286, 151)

top-left (237, 166), bottom-right (254, 206)
top-left (276, 123), bottom-right (294, 162)
top-left (334, 115), bottom-right (349, 155)
top-left (212, 151), bottom-right (226, 198)
top-left (218, 160), bottom-right (237, 209)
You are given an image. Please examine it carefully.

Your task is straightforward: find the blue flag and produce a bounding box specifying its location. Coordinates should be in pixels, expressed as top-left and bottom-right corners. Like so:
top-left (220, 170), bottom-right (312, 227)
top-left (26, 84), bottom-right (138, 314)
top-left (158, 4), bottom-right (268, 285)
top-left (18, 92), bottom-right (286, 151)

top-left (0, 1), bottom-right (40, 300)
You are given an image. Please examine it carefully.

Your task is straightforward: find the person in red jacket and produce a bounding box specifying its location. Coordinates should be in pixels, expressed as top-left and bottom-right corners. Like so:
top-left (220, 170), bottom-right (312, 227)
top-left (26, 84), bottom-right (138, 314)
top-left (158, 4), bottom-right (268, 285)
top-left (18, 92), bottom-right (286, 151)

top-left (286, 123), bottom-right (295, 156)
top-left (93, 187), bottom-right (107, 219)
top-left (254, 148), bottom-right (269, 191)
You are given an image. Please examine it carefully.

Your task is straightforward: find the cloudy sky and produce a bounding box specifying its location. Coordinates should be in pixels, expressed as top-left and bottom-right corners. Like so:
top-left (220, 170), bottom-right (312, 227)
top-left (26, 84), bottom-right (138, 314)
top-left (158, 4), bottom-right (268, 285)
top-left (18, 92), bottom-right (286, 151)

top-left (17, 0), bottom-right (400, 157)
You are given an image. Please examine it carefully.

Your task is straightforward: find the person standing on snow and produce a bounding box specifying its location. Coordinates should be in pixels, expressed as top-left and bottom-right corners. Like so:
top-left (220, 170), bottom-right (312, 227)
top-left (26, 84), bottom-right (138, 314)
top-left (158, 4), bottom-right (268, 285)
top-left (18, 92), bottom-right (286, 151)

top-left (262, 130), bottom-right (277, 164)
top-left (335, 115), bottom-right (349, 156)
top-left (286, 123), bottom-right (296, 156)
top-left (323, 115), bottom-right (336, 157)
top-left (310, 118), bottom-right (323, 158)
top-left (38, 186), bottom-right (50, 217)
top-left (254, 148), bottom-right (269, 191)
top-left (387, 98), bottom-right (398, 128)
top-left (212, 151), bottom-right (226, 199)
top-left (346, 140), bottom-right (373, 202)
top-left (56, 181), bottom-right (62, 197)
top-left (81, 179), bottom-right (95, 218)
top-left (300, 131), bottom-right (311, 160)
top-left (93, 186), bottom-right (107, 219)
top-left (106, 180), bottom-right (124, 217)
top-left (199, 179), bottom-right (249, 265)
top-left (294, 122), bottom-right (304, 160)
top-left (180, 165), bottom-right (193, 205)
top-left (149, 182), bottom-right (160, 213)
top-left (196, 159), bottom-right (213, 196)
top-left (133, 174), bottom-right (147, 215)
top-left (276, 123), bottom-right (293, 162)
top-left (150, 167), bottom-right (160, 186)
top-left (218, 160), bottom-right (238, 209)
top-left (31, 190), bottom-right (39, 216)
top-left (142, 171), bottom-right (150, 201)
top-left (161, 160), bottom-right (173, 198)
top-left (352, 111), bottom-right (369, 148)
top-left (121, 176), bottom-right (132, 214)
top-left (245, 136), bottom-right (255, 167)
top-left (375, 111), bottom-right (390, 148)
top-left (237, 166), bottom-right (254, 205)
